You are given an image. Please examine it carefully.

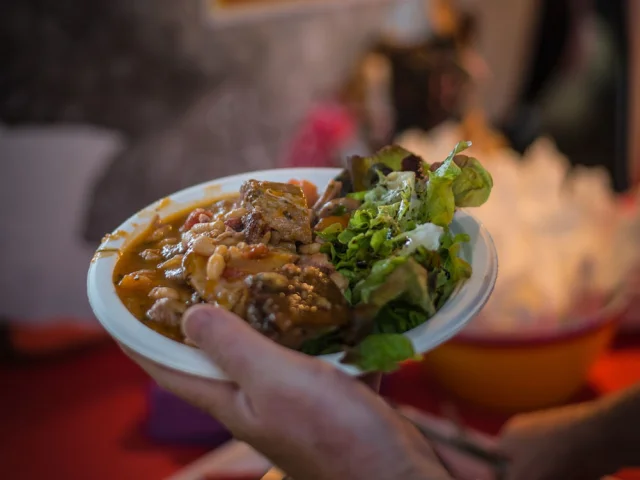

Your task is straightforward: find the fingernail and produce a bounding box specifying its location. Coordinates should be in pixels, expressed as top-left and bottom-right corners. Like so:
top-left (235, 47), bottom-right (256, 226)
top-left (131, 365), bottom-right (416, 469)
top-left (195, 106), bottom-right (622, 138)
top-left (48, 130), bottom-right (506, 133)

top-left (182, 306), bottom-right (212, 345)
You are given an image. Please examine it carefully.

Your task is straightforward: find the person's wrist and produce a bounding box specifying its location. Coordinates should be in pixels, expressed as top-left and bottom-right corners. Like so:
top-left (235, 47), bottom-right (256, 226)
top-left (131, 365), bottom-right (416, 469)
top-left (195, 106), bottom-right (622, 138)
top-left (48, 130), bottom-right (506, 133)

top-left (592, 395), bottom-right (638, 472)
top-left (400, 438), bottom-right (454, 480)
top-left (566, 399), bottom-right (631, 477)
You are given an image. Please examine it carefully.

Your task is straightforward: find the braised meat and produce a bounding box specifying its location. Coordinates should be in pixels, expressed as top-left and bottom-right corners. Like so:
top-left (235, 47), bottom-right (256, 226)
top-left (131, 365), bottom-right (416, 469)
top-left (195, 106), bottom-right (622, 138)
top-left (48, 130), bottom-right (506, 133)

top-left (114, 181), bottom-right (350, 347)
top-left (182, 244), bottom-right (297, 307)
top-left (240, 180), bottom-right (313, 244)
top-left (297, 252), bottom-right (335, 275)
top-left (316, 197), bottom-right (361, 218)
top-left (244, 264), bottom-right (350, 349)
top-left (146, 298), bottom-right (187, 327)
top-left (312, 179), bottom-right (342, 211)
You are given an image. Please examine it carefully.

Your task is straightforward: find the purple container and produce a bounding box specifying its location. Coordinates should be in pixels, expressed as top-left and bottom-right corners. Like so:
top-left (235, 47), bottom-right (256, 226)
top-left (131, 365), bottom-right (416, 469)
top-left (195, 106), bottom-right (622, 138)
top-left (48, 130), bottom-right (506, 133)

top-left (145, 382), bottom-right (232, 446)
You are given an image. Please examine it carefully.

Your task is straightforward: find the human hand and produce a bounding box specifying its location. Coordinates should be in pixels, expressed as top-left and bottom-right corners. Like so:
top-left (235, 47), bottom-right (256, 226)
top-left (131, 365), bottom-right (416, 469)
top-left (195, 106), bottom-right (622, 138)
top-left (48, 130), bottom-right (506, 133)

top-left (499, 402), bottom-right (616, 480)
top-left (125, 304), bottom-right (451, 480)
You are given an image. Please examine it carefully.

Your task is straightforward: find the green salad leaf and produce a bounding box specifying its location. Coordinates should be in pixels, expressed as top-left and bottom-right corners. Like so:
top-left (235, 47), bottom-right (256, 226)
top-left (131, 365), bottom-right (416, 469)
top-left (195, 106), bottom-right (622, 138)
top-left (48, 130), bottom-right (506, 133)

top-left (374, 303), bottom-right (430, 334)
top-left (316, 141), bottom-right (491, 372)
top-left (347, 145), bottom-right (426, 192)
top-left (451, 155), bottom-right (494, 207)
top-left (353, 257), bottom-right (435, 317)
top-left (341, 333), bottom-right (419, 373)
top-left (421, 141), bottom-right (467, 227)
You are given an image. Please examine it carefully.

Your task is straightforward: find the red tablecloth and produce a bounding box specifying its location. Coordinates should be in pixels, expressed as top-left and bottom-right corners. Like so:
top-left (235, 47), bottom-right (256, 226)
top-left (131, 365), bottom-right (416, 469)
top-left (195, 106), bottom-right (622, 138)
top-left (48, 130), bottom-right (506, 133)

top-left (2, 334), bottom-right (639, 480)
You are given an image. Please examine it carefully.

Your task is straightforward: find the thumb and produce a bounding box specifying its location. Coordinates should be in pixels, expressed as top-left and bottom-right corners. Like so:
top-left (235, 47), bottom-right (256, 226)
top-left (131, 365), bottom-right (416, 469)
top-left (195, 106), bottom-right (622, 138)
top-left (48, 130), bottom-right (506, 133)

top-left (182, 304), bottom-right (314, 390)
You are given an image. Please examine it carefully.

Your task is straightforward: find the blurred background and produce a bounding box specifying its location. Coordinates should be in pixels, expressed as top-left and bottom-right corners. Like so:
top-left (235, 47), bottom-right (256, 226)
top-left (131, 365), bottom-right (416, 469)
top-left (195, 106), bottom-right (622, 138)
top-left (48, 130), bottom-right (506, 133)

top-left (2, 0), bottom-right (640, 478)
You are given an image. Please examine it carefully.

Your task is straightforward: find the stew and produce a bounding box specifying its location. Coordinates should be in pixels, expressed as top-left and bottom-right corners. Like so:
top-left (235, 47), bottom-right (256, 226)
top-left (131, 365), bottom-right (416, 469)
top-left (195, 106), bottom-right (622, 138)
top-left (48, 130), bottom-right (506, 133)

top-left (112, 141), bottom-right (493, 371)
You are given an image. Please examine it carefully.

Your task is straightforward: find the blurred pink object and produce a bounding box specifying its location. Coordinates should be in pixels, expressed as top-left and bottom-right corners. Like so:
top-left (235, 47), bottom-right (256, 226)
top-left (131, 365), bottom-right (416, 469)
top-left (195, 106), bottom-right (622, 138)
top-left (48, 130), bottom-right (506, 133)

top-left (283, 103), bottom-right (356, 168)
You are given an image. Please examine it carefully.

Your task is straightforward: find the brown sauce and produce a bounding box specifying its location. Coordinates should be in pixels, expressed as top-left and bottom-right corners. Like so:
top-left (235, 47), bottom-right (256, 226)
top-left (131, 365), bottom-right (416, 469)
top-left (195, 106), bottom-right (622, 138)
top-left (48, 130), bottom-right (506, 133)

top-left (113, 195), bottom-right (240, 341)
top-left (113, 179), bottom-right (352, 349)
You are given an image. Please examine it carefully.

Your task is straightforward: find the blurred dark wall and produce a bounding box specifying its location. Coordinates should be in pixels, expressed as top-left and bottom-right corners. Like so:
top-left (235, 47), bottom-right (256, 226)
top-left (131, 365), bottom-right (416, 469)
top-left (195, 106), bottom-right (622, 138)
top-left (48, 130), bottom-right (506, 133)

top-left (504, 0), bottom-right (630, 192)
top-left (0, 0), bottom-right (223, 139)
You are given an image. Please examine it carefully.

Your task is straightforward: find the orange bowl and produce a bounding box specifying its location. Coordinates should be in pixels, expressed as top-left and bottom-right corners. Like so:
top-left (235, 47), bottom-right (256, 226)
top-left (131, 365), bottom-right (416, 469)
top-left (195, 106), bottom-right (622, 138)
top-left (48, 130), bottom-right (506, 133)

top-left (422, 294), bottom-right (628, 412)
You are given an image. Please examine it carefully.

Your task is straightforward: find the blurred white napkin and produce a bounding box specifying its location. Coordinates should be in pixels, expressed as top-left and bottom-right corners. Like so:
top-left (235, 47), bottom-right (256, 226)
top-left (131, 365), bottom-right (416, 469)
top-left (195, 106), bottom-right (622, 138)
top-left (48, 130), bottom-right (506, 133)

top-left (398, 124), bottom-right (640, 335)
top-left (0, 125), bottom-right (124, 322)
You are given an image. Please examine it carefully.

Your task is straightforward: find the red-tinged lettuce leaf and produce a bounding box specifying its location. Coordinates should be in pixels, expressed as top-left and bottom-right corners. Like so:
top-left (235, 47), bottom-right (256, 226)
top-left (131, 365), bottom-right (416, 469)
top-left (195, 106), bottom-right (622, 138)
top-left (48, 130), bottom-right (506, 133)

top-left (347, 145), bottom-right (426, 191)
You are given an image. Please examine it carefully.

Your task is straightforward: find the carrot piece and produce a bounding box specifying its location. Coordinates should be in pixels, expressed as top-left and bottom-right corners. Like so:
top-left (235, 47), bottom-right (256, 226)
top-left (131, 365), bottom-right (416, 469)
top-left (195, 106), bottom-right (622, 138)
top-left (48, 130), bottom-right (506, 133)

top-left (118, 272), bottom-right (154, 291)
top-left (289, 179), bottom-right (319, 207)
top-left (315, 215), bottom-right (349, 231)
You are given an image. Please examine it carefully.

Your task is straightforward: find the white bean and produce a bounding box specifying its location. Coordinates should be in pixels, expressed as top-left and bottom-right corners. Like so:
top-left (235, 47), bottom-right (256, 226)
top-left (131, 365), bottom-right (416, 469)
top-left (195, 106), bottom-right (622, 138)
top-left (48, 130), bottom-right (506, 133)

top-left (215, 245), bottom-right (229, 260)
top-left (192, 236), bottom-right (217, 256)
top-left (206, 253), bottom-right (226, 281)
top-left (148, 286), bottom-right (180, 300)
top-left (191, 221), bottom-right (224, 235)
top-left (224, 208), bottom-right (247, 220)
top-left (228, 246), bottom-right (242, 260)
top-left (148, 225), bottom-right (172, 242)
top-left (215, 231), bottom-right (245, 246)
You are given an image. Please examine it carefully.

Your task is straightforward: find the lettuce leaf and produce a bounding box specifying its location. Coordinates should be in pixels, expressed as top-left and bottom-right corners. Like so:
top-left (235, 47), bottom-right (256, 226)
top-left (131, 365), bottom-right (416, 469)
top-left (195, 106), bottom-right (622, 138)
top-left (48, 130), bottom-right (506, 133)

top-left (440, 232), bottom-right (472, 283)
top-left (314, 141), bottom-right (488, 372)
top-left (420, 141), bottom-right (469, 227)
top-left (374, 303), bottom-right (430, 334)
top-left (353, 257), bottom-right (435, 318)
top-left (341, 333), bottom-right (418, 372)
top-left (451, 155), bottom-right (494, 207)
top-left (348, 145), bottom-right (424, 191)
top-left (300, 330), bottom-right (345, 355)
top-left (398, 222), bottom-right (444, 256)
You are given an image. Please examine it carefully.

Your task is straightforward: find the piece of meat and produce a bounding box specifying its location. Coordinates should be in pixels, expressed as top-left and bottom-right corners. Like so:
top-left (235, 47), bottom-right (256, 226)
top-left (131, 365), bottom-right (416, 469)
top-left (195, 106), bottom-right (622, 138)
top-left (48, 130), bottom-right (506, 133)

top-left (140, 248), bottom-right (162, 262)
top-left (244, 265), bottom-right (350, 349)
top-left (161, 242), bottom-right (186, 260)
top-left (316, 197), bottom-right (361, 218)
top-left (224, 216), bottom-right (244, 231)
top-left (182, 244), bottom-right (297, 302)
top-left (312, 180), bottom-right (342, 211)
top-left (146, 298), bottom-right (187, 327)
top-left (297, 252), bottom-right (335, 275)
top-left (243, 211), bottom-right (270, 245)
top-left (240, 180), bottom-right (312, 244)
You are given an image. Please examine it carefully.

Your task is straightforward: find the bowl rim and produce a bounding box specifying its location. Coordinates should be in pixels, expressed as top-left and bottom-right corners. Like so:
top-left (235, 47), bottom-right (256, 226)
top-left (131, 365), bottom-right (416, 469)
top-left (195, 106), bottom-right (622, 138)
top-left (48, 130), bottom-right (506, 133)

top-left (87, 167), bottom-right (498, 379)
top-left (450, 290), bottom-right (630, 348)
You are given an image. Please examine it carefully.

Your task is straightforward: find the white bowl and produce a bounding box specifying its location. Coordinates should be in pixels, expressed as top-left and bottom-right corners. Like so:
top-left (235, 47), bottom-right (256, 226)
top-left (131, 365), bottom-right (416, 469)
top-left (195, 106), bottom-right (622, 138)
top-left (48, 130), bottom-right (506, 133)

top-left (87, 168), bottom-right (498, 379)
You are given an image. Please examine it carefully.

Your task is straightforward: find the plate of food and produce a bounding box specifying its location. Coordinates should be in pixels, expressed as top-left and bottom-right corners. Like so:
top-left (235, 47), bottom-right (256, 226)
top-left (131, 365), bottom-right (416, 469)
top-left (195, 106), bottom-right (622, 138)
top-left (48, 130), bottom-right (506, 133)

top-left (87, 141), bottom-right (497, 379)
